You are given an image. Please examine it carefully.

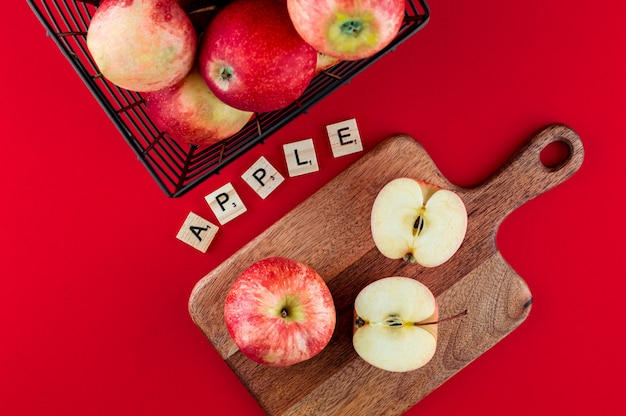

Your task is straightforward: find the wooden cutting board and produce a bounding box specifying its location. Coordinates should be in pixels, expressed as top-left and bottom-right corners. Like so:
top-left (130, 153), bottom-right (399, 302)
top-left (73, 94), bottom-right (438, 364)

top-left (189, 124), bottom-right (584, 415)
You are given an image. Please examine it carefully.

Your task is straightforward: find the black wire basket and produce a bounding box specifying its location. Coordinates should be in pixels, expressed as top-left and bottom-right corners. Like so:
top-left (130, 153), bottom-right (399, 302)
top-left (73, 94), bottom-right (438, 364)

top-left (27, 0), bottom-right (430, 197)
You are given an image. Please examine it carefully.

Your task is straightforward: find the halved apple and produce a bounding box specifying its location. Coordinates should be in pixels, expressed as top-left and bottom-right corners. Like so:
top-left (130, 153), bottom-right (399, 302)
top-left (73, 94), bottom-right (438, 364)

top-left (370, 178), bottom-right (468, 267)
top-left (353, 276), bottom-right (438, 372)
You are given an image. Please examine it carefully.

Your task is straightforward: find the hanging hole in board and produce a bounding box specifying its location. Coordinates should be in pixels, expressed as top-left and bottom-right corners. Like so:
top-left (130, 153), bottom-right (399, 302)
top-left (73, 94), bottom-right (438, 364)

top-left (540, 140), bottom-right (571, 171)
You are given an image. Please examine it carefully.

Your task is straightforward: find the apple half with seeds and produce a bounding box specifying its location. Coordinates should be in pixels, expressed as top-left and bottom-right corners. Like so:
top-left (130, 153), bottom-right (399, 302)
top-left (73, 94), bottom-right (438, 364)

top-left (353, 276), bottom-right (438, 372)
top-left (370, 178), bottom-right (468, 267)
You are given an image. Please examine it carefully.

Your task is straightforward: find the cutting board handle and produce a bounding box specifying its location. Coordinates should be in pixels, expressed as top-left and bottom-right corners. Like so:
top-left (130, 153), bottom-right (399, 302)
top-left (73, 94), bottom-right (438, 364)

top-left (470, 123), bottom-right (584, 229)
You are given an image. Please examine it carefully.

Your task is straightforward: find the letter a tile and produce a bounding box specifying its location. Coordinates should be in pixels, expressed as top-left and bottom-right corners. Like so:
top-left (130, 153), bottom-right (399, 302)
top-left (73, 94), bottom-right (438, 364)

top-left (327, 118), bottom-right (363, 158)
top-left (176, 212), bottom-right (219, 253)
top-left (205, 182), bottom-right (247, 225)
top-left (241, 156), bottom-right (285, 199)
top-left (283, 138), bottom-right (319, 177)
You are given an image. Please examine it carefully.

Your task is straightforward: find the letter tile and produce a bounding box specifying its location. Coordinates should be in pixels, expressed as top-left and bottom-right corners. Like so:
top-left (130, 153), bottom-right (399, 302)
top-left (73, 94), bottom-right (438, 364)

top-left (326, 118), bottom-right (363, 158)
top-left (241, 156), bottom-right (285, 199)
top-left (283, 138), bottom-right (319, 177)
top-left (176, 212), bottom-right (219, 253)
top-left (205, 182), bottom-right (247, 225)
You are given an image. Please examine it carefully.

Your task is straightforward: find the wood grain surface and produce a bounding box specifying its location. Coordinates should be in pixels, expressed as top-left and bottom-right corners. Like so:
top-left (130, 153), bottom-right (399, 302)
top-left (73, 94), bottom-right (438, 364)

top-left (188, 124), bottom-right (584, 415)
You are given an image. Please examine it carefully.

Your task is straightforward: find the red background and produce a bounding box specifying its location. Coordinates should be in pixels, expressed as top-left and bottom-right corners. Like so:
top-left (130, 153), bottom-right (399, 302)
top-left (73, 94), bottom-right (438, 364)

top-left (2, 0), bottom-right (626, 415)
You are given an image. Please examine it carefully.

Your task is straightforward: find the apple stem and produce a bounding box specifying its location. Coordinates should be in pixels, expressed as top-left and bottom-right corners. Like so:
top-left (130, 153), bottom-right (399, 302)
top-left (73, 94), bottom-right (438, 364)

top-left (187, 6), bottom-right (217, 15)
top-left (403, 253), bottom-right (417, 263)
top-left (281, 308), bottom-right (288, 318)
top-left (417, 309), bottom-right (468, 326)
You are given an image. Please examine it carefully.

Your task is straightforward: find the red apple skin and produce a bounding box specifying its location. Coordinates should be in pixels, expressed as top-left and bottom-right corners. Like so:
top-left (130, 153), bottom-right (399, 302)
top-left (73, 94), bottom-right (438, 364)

top-left (287, 0), bottom-right (405, 61)
top-left (144, 69), bottom-right (253, 146)
top-left (87, 0), bottom-right (197, 92)
top-left (198, 0), bottom-right (317, 113)
top-left (223, 257), bottom-right (336, 367)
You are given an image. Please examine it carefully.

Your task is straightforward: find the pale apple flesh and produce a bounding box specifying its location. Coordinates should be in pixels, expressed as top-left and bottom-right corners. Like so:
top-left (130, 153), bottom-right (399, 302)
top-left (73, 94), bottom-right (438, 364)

top-left (287, 0), bottom-right (405, 61)
top-left (316, 51), bottom-right (341, 72)
top-left (353, 277), bottom-right (438, 372)
top-left (370, 178), bottom-right (468, 267)
top-left (224, 257), bottom-right (336, 367)
top-left (86, 0), bottom-right (197, 92)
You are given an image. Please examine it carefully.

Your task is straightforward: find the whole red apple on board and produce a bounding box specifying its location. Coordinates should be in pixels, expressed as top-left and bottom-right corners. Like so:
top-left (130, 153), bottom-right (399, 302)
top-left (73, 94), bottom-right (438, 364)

top-left (198, 0), bottom-right (317, 113)
top-left (86, 0), bottom-right (197, 92)
top-left (144, 69), bottom-right (253, 146)
top-left (287, 0), bottom-right (405, 61)
top-left (223, 257), bottom-right (336, 366)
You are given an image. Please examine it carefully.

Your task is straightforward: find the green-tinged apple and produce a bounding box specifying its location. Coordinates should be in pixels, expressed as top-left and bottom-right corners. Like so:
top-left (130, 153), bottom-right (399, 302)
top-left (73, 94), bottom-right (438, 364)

top-left (371, 178), bottom-right (468, 267)
top-left (198, 0), bottom-right (317, 113)
top-left (87, 0), bottom-right (197, 92)
top-left (144, 69), bottom-right (253, 146)
top-left (353, 276), bottom-right (438, 372)
top-left (287, 0), bottom-right (405, 61)
top-left (224, 257), bottom-right (336, 366)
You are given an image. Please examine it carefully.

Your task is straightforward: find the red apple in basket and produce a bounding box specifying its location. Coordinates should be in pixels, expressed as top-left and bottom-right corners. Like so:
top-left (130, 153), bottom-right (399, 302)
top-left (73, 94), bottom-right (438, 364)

top-left (353, 276), bottom-right (438, 372)
top-left (287, 0), bottom-right (405, 61)
top-left (198, 0), bottom-right (317, 113)
top-left (224, 257), bottom-right (336, 366)
top-left (144, 69), bottom-right (253, 146)
top-left (370, 178), bottom-right (468, 267)
top-left (86, 0), bottom-right (197, 92)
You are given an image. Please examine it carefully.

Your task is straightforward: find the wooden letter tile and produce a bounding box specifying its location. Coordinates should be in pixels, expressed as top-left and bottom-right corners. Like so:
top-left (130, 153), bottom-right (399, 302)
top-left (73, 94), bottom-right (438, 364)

top-left (176, 212), bottom-right (219, 253)
top-left (283, 138), bottom-right (319, 177)
top-left (241, 156), bottom-right (285, 199)
top-left (204, 182), bottom-right (247, 225)
top-left (326, 118), bottom-right (363, 158)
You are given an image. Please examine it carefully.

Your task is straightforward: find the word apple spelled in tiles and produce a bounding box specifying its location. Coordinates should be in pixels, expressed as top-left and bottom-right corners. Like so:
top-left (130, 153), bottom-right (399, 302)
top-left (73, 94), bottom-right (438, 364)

top-left (177, 118), bottom-right (363, 252)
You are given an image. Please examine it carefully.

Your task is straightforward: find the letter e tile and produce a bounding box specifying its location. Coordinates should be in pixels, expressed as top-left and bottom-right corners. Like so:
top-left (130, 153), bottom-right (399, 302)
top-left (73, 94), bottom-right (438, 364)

top-left (283, 138), bottom-right (319, 177)
top-left (241, 156), bottom-right (285, 199)
top-left (176, 212), bottom-right (219, 253)
top-left (326, 118), bottom-right (363, 158)
top-left (204, 182), bottom-right (247, 225)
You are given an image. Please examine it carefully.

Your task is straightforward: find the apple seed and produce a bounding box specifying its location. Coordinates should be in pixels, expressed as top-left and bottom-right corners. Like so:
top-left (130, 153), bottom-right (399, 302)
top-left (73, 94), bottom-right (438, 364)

top-left (383, 314), bottom-right (404, 327)
top-left (413, 214), bottom-right (425, 236)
